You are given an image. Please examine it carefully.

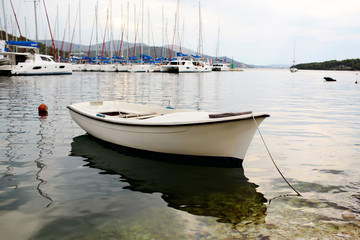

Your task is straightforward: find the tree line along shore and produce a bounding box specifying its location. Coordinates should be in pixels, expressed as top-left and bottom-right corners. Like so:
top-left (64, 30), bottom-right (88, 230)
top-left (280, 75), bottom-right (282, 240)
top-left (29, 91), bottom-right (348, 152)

top-left (295, 59), bottom-right (360, 71)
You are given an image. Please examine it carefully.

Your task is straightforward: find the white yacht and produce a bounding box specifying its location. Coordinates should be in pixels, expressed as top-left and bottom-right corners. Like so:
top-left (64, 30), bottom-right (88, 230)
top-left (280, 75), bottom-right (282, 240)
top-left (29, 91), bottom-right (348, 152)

top-left (196, 60), bottom-right (212, 72)
top-left (0, 41), bottom-right (72, 76)
top-left (72, 63), bottom-right (87, 72)
top-left (71, 56), bottom-right (88, 72)
top-left (212, 61), bottom-right (230, 71)
top-left (127, 64), bottom-right (154, 73)
top-left (160, 57), bottom-right (211, 73)
top-left (116, 63), bottom-right (129, 72)
top-left (100, 64), bottom-right (117, 72)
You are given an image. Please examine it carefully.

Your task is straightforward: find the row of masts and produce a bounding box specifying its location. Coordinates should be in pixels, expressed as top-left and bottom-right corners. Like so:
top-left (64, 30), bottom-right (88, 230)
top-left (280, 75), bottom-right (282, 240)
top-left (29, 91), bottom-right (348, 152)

top-left (1, 0), bottom-right (226, 65)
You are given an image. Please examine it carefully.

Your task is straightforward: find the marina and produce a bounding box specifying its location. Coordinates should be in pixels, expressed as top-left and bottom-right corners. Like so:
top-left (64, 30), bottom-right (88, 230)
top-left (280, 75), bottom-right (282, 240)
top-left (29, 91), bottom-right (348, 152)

top-left (0, 69), bottom-right (360, 239)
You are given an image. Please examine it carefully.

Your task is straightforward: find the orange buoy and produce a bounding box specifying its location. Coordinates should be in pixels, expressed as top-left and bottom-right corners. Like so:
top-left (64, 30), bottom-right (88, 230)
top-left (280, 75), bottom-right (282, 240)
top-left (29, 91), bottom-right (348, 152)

top-left (38, 103), bottom-right (48, 113)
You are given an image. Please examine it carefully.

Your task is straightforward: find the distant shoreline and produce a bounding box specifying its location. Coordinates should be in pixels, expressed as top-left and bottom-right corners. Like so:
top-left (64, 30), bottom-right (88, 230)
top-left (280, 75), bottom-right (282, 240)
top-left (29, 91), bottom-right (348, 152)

top-left (295, 58), bottom-right (360, 71)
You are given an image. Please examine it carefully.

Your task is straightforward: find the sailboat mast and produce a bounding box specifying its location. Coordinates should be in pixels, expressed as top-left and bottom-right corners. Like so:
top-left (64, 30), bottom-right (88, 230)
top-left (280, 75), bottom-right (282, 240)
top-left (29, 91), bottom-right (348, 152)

top-left (134, 3), bottom-right (136, 59)
top-left (126, 2), bottom-right (129, 60)
top-left (68, 4), bottom-right (70, 43)
top-left (216, 23), bottom-right (220, 60)
top-left (169, 1), bottom-right (179, 60)
top-left (67, 4), bottom-right (80, 61)
top-left (33, 0), bottom-right (38, 42)
top-left (293, 39), bottom-right (296, 66)
top-left (181, 19), bottom-right (184, 54)
top-left (100, 8), bottom-right (109, 62)
top-left (60, 7), bottom-right (70, 58)
top-left (79, 0), bottom-right (81, 59)
top-left (132, 3), bottom-right (141, 63)
top-left (148, 6), bottom-right (150, 57)
top-left (118, 3), bottom-right (124, 58)
top-left (87, 17), bottom-right (95, 59)
top-left (2, 0), bottom-right (7, 40)
top-left (43, 0), bottom-right (58, 59)
top-left (198, 0), bottom-right (203, 58)
top-left (10, 18), bottom-right (13, 41)
top-left (165, 19), bottom-right (169, 59)
top-left (9, 0), bottom-right (24, 41)
top-left (161, 5), bottom-right (164, 58)
top-left (141, 0), bottom-right (144, 62)
top-left (24, 17), bottom-right (28, 38)
top-left (150, 14), bottom-right (157, 59)
top-left (177, 0), bottom-right (181, 53)
top-left (57, 5), bottom-right (60, 60)
top-left (95, 2), bottom-right (98, 59)
top-left (198, 1), bottom-right (201, 55)
top-left (110, 0), bottom-right (113, 62)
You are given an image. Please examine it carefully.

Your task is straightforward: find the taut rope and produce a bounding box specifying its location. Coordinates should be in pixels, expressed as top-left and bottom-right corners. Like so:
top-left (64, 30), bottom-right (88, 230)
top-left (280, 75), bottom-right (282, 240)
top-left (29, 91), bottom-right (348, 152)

top-left (252, 114), bottom-right (302, 197)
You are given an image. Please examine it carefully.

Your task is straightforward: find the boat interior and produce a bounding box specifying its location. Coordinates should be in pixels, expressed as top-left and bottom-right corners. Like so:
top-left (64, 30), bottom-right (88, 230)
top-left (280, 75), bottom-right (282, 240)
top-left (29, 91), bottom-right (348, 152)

top-left (99, 111), bottom-right (159, 120)
top-left (98, 110), bottom-right (254, 121)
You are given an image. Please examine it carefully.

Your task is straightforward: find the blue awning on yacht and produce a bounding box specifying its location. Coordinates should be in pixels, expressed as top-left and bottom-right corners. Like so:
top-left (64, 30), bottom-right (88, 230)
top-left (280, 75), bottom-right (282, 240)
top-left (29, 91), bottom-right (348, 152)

top-left (6, 41), bottom-right (40, 48)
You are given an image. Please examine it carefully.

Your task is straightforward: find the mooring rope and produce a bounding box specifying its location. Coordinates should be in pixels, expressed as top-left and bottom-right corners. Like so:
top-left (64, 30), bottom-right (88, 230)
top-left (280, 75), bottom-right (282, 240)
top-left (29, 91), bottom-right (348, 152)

top-left (252, 114), bottom-right (302, 197)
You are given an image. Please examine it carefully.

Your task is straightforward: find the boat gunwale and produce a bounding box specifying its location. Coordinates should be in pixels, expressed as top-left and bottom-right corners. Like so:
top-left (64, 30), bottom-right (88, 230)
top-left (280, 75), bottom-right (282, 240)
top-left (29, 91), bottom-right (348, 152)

top-left (67, 105), bottom-right (270, 127)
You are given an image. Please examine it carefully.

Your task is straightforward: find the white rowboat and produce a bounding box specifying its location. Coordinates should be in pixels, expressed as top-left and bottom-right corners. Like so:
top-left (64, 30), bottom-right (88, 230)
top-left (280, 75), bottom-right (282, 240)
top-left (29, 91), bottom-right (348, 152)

top-left (68, 101), bottom-right (269, 162)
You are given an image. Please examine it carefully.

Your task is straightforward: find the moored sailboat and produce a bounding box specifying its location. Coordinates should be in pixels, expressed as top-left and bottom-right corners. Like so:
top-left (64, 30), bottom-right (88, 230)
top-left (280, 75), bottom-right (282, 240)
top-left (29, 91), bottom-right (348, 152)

top-left (290, 40), bottom-right (298, 73)
top-left (212, 23), bottom-right (230, 71)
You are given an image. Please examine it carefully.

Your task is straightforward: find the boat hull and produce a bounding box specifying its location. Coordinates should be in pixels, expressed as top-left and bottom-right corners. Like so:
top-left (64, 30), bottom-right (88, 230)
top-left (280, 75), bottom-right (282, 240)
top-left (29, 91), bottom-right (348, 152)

top-left (212, 65), bottom-right (230, 71)
top-left (0, 63), bottom-right (72, 75)
top-left (72, 64), bottom-right (87, 72)
top-left (127, 64), bottom-right (154, 72)
top-left (290, 67), bottom-right (298, 73)
top-left (101, 64), bottom-right (117, 72)
top-left (68, 103), bottom-right (268, 160)
top-left (160, 65), bottom-right (205, 73)
top-left (116, 64), bottom-right (129, 72)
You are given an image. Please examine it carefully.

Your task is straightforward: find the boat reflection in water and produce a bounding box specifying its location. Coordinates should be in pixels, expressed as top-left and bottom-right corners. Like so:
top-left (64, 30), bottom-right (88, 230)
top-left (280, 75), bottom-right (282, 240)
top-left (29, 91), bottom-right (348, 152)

top-left (70, 135), bottom-right (267, 226)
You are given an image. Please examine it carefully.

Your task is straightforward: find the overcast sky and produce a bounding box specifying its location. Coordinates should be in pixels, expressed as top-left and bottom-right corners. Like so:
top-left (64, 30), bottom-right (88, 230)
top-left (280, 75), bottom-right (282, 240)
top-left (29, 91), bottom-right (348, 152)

top-left (2, 0), bottom-right (360, 65)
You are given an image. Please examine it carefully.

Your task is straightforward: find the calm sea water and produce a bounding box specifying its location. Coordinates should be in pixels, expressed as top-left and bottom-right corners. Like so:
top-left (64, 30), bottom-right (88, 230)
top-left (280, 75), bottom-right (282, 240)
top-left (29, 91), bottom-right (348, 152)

top-left (0, 69), bottom-right (359, 239)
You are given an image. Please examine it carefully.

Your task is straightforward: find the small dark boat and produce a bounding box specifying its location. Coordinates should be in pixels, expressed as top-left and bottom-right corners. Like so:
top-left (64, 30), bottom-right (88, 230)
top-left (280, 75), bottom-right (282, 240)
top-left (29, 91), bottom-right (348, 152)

top-left (324, 77), bottom-right (336, 82)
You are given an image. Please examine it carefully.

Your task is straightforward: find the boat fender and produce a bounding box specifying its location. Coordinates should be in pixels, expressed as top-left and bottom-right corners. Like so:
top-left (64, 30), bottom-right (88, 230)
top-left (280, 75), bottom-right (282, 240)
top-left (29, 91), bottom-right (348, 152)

top-left (38, 103), bottom-right (48, 117)
top-left (96, 113), bottom-right (105, 118)
top-left (209, 111), bottom-right (252, 118)
top-left (38, 103), bottom-right (48, 111)
top-left (38, 103), bottom-right (48, 113)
